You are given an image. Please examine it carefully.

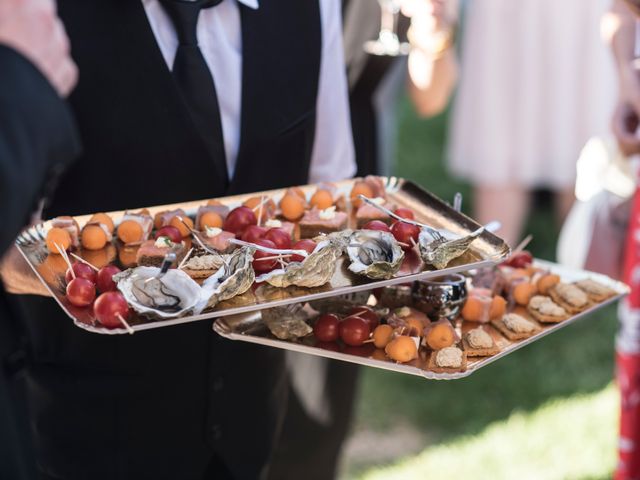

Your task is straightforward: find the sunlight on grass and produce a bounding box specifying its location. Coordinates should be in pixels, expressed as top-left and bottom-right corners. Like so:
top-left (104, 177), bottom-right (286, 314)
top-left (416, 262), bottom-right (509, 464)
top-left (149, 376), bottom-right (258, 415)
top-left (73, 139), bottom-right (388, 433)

top-left (355, 384), bottom-right (618, 480)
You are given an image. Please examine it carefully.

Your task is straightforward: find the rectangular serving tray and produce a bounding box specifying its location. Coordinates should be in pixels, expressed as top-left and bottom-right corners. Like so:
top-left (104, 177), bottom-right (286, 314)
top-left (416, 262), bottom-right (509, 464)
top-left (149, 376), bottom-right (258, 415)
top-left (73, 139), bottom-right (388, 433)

top-left (17, 177), bottom-right (510, 334)
top-left (213, 260), bottom-right (630, 380)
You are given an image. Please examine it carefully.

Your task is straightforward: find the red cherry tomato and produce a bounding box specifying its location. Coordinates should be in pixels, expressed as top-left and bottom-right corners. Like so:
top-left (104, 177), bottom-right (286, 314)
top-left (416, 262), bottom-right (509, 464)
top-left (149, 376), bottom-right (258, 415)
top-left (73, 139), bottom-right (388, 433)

top-left (348, 306), bottom-right (379, 332)
top-left (223, 206), bottom-right (257, 235)
top-left (66, 278), bottom-right (96, 307)
top-left (65, 262), bottom-right (96, 284)
top-left (394, 208), bottom-right (415, 220)
top-left (252, 239), bottom-right (278, 273)
top-left (264, 228), bottom-right (292, 250)
top-left (339, 316), bottom-right (370, 347)
top-left (155, 226), bottom-right (183, 244)
top-left (241, 225), bottom-right (268, 243)
top-left (362, 220), bottom-right (391, 233)
top-left (94, 291), bottom-right (130, 329)
top-left (504, 251), bottom-right (533, 268)
top-left (290, 239), bottom-right (317, 263)
top-left (390, 222), bottom-right (420, 251)
top-left (313, 313), bottom-right (340, 342)
top-left (96, 265), bottom-right (121, 293)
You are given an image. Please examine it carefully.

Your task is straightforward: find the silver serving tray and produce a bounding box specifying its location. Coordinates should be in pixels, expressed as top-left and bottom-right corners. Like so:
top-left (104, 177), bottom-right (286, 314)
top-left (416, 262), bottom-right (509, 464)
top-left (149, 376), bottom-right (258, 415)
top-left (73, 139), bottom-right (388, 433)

top-left (16, 177), bottom-right (510, 334)
top-left (213, 260), bottom-right (630, 380)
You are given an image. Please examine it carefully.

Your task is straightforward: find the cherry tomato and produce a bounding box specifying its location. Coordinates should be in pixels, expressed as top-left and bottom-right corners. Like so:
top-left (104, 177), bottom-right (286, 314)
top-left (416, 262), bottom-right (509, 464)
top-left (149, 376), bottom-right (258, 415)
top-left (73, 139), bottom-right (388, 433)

top-left (362, 220), bottom-right (391, 233)
top-left (154, 226), bottom-right (182, 244)
top-left (65, 262), bottom-right (96, 284)
top-left (290, 239), bottom-right (316, 263)
top-left (348, 306), bottom-right (379, 332)
top-left (241, 225), bottom-right (268, 243)
top-left (223, 206), bottom-right (257, 235)
top-left (96, 265), bottom-right (121, 293)
top-left (391, 222), bottom-right (420, 251)
top-left (339, 316), bottom-right (370, 347)
top-left (94, 291), bottom-right (130, 328)
top-left (313, 313), bottom-right (340, 342)
top-left (394, 208), bottom-right (415, 220)
top-left (264, 228), bottom-right (292, 250)
top-left (66, 278), bottom-right (96, 307)
top-left (252, 239), bottom-right (278, 273)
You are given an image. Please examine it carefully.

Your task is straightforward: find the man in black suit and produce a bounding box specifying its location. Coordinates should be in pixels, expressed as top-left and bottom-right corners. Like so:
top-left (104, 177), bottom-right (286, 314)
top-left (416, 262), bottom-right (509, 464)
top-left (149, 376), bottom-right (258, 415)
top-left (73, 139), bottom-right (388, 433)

top-left (3, 1), bottom-right (355, 478)
top-left (0, 1), bottom-right (80, 479)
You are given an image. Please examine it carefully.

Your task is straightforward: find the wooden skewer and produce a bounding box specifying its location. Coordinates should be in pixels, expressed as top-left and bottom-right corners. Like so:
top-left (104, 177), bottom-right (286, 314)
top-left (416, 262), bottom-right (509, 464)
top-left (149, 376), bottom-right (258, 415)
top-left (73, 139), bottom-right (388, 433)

top-left (256, 195), bottom-right (265, 228)
top-left (69, 252), bottom-right (99, 271)
top-left (177, 248), bottom-right (194, 270)
top-left (257, 254), bottom-right (293, 262)
top-left (363, 338), bottom-right (375, 344)
top-left (117, 314), bottom-right (134, 335)
top-left (55, 243), bottom-right (74, 278)
top-left (512, 234), bottom-right (533, 255)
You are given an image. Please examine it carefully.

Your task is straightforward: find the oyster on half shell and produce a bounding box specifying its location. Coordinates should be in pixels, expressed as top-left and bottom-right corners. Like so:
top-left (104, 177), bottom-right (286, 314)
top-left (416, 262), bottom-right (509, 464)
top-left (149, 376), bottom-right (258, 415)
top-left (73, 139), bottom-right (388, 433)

top-left (347, 230), bottom-right (404, 280)
top-left (255, 232), bottom-right (349, 288)
top-left (202, 246), bottom-right (255, 309)
top-left (418, 227), bottom-right (482, 270)
top-left (261, 303), bottom-right (312, 340)
top-left (115, 267), bottom-right (204, 319)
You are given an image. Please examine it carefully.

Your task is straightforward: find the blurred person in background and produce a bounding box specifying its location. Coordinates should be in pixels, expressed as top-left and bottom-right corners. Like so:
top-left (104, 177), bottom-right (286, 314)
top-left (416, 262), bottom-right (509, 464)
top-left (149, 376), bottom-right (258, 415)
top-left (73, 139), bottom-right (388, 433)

top-left (609, 1), bottom-right (640, 478)
top-left (0, 0), bottom-right (80, 478)
top-left (449, 0), bottom-right (616, 247)
top-left (269, 2), bottom-right (458, 479)
top-left (345, 0), bottom-right (458, 176)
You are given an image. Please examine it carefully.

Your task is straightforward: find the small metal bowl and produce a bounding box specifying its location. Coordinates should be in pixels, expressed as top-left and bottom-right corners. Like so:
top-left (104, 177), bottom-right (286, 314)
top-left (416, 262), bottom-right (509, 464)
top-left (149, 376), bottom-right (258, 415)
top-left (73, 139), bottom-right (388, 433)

top-left (412, 274), bottom-right (467, 322)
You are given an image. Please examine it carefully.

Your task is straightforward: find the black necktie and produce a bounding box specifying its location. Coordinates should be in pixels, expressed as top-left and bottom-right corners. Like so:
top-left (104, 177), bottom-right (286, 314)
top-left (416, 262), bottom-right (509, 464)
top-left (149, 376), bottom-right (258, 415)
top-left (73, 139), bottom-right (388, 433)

top-left (159, 0), bottom-right (229, 187)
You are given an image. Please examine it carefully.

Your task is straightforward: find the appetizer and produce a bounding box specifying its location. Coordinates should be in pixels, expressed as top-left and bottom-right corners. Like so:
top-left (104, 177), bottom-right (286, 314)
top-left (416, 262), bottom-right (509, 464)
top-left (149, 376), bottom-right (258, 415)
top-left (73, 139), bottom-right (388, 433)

top-left (298, 207), bottom-right (348, 238)
top-left (463, 327), bottom-right (499, 357)
top-left (492, 312), bottom-right (540, 340)
top-left (135, 237), bottom-right (185, 268)
top-left (279, 188), bottom-right (307, 221)
top-left (346, 230), bottom-right (404, 280)
top-left (428, 346), bottom-right (467, 373)
top-left (548, 283), bottom-right (590, 314)
top-left (575, 279), bottom-right (617, 302)
top-left (46, 217), bottom-right (80, 253)
top-left (424, 319), bottom-right (458, 350)
top-left (385, 335), bottom-right (419, 363)
top-left (117, 211), bottom-right (153, 245)
top-left (461, 288), bottom-right (506, 323)
top-left (195, 204), bottom-right (229, 230)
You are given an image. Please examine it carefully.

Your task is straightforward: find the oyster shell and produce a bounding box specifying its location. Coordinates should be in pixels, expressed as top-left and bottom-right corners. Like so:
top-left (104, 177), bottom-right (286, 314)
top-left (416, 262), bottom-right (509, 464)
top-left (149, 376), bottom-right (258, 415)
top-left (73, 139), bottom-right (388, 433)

top-left (261, 303), bottom-right (312, 340)
top-left (255, 232), bottom-right (347, 288)
top-left (115, 267), bottom-right (203, 319)
top-left (347, 230), bottom-right (404, 280)
top-left (418, 227), bottom-right (482, 270)
top-left (202, 246), bottom-right (255, 309)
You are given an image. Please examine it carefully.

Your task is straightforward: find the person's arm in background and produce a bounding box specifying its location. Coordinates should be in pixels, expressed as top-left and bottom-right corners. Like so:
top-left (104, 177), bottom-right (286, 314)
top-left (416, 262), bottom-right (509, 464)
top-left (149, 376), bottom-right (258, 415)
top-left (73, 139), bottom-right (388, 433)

top-left (0, 0), bottom-right (81, 293)
top-left (404, 0), bottom-right (458, 118)
top-left (308, 0), bottom-right (356, 183)
top-left (608, 0), bottom-right (640, 155)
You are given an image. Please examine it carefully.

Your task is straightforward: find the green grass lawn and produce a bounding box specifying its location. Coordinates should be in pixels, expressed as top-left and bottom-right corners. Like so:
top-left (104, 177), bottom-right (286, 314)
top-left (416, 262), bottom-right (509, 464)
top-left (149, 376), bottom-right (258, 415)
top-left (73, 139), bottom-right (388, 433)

top-left (342, 100), bottom-right (620, 479)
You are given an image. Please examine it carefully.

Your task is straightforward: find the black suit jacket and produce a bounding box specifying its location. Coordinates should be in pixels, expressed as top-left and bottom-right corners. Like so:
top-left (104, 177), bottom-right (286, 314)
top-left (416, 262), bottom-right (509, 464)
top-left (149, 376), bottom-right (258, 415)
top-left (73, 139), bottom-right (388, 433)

top-left (0, 45), bottom-right (80, 480)
top-left (13, 2), bottom-right (322, 479)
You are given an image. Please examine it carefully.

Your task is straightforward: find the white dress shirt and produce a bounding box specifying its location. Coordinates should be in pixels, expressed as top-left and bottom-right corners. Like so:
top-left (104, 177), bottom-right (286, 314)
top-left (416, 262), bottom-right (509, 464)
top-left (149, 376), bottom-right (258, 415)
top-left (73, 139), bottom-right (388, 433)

top-left (142, 0), bottom-right (355, 183)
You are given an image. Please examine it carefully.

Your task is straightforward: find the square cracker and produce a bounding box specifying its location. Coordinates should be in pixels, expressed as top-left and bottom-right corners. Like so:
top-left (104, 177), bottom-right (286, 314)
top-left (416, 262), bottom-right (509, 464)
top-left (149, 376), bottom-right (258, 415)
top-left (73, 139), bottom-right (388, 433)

top-left (462, 335), bottom-right (500, 357)
top-left (548, 284), bottom-right (591, 315)
top-left (527, 303), bottom-right (569, 324)
top-left (491, 316), bottom-right (540, 341)
top-left (428, 349), bottom-right (467, 374)
top-left (574, 280), bottom-right (617, 303)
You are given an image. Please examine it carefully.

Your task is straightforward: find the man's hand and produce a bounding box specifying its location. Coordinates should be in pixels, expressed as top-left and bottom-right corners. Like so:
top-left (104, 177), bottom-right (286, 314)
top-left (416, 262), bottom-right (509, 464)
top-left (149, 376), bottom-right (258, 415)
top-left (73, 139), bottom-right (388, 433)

top-left (1, 245), bottom-right (52, 297)
top-left (0, 0), bottom-right (77, 97)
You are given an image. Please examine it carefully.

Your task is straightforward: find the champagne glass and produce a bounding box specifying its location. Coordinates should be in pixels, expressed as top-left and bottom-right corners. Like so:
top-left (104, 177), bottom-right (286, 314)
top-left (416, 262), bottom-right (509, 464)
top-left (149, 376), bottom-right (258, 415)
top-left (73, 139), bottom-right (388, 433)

top-left (363, 0), bottom-right (411, 56)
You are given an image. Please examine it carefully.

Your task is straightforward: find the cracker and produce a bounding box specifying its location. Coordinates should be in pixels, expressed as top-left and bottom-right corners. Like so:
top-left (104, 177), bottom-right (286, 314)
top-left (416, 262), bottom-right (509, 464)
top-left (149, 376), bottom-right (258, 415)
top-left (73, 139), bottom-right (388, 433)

top-left (428, 349), bottom-right (467, 374)
top-left (491, 316), bottom-right (540, 340)
top-left (574, 279), bottom-right (617, 303)
top-left (549, 284), bottom-right (591, 314)
top-left (462, 336), bottom-right (500, 357)
top-left (527, 304), bottom-right (569, 323)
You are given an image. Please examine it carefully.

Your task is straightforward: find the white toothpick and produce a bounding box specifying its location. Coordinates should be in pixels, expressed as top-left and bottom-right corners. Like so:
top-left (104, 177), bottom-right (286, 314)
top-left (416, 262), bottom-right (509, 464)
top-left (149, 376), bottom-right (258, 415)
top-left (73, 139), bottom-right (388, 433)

top-left (69, 252), bottom-right (99, 271)
top-left (55, 242), bottom-right (74, 278)
top-left (177, 248), bottom-right (194, 270)
top-left (256, 195), bottom-right (265, 227)
top-left (117, 314), bottom-right (134, 335)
